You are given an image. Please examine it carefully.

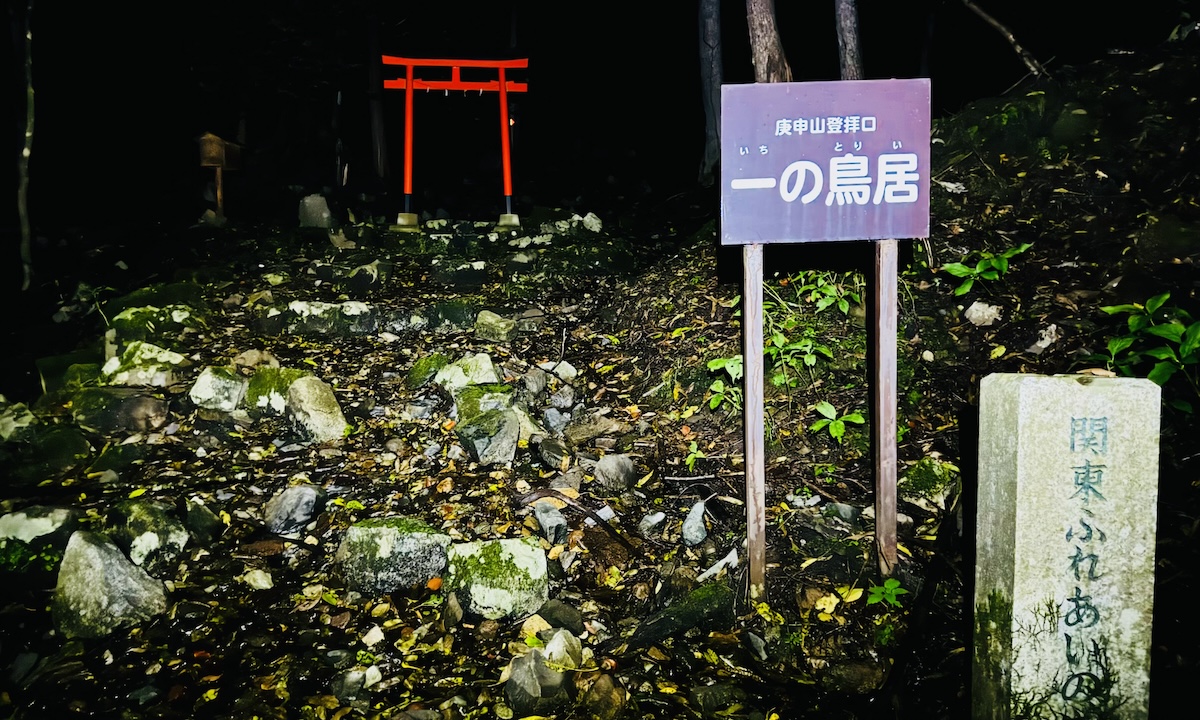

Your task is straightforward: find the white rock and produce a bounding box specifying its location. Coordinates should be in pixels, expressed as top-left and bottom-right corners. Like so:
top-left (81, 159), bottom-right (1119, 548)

top-left (1025, 323), bottom-right (1060, 354)
top-left (189, 367), bottom-right (248, 413)
top-left (682, 500), bottom-right (708, 546)
top-left (696, 548), bottom-right (739, 583)
top-left (638, 511), bottom-right (666, 535)
top-left (964, 301), bottom-right (1003, 327)
top-left (299, 194), bottom-right (334, 228)
top-left (0, 506), bottom-right (75, 544)
top-left (286, 376), bottom-right (352, 442)
top-left (52, 531), bottom-right (167, 638)
top-left (241, 568), bottom-right (274, 590)
top-left (538, 360), bottom-right (577, 381)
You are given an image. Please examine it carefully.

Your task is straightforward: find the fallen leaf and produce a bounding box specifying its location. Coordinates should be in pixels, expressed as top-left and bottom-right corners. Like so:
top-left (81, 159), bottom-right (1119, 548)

top-left (815, 593), bottom-right (840, 614)
top-left (243, 539), bottom-right (288, 556)
top-left (837, 586), bottom-right (864, 603)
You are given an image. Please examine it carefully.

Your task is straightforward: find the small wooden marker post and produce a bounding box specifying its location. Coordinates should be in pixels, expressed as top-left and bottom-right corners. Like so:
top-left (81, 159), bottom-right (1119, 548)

top-left (198, 132), bottom-right (241, 218)
top-left (721, 79), bottom-right (929, 595)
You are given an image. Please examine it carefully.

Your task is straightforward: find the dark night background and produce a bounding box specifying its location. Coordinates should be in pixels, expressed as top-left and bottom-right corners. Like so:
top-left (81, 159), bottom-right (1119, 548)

top-left (1, 1), bottom-right (1194, 324)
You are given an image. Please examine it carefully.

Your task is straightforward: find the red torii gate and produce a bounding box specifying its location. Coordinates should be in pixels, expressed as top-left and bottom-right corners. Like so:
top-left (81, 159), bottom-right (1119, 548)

top-left (382, 55), bottom-right (528, 229)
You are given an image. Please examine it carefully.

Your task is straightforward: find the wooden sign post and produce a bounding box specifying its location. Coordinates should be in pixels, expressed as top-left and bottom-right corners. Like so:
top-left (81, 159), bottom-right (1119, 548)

top-left (872, 237), bottom-right (899, 575)
top-left (742, 243), bottom-right (767, 598)
top-left (721, 79), bottom-right (930, 593)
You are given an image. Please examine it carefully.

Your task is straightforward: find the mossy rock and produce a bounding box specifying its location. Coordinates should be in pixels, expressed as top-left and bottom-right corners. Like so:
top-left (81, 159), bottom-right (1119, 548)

top-left (0, 399), bottom-right (36, 442)
top-left (100, 341), bottom-right (189, 387)
top-left (35, 348), bottom-right (104, 396)
top-left (63, 363), bottom-right (103, 389)
top-left (446, 537), bottom-right (548, 620)
top-left (4, 425), bottom-right (93, 486)
top-left (336, 517), bottom-right (451, 595)
top-left (70, 387), bottom-right (168, 433)
top-left (89, 442), bottom-right (149, 473)
top-left (455, 408), bottom-right (520, 466)
top-left (406, 352), bottom-right (450, 390)
top-left (245, 367), bottom-right (310, 415)
top-left (452, 383), bottom-right (514, 424)
top-left (898, 457), bottom-right (961, 515)
top-left (102, 282), bottom-right (206, 317)
top-left (631, 582), bottom-right (734, 649)
top-left (284, 300), bottom-right (378, 336)
top-left (105, 499), bottom-right (189, 577)
top-left (110, 304), bottom-right (208, 346)
top-left (421, 301), bottom-right (478, 333)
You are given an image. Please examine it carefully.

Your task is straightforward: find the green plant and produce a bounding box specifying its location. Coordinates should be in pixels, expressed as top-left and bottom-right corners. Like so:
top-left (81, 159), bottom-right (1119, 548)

top-left (685, 441), bottom-right (706, 472)
top-left (1094, 292), bottom-right (1200, 411)
top-left (0, 542), bottom-right (60, 573)
top-left (781, 625), bottom-right (809, 652)
top-left (808, 401), bottom-right (865, 444)
top-left (873, 614), bottom-right (898, 646)
top-left (939, 242), bottom-right (1032, 295)
top-left (867, 578), bottom-right (909, 608)
top-left (765, 327), bottom-right (833, 388)
top-left (789, 270), bottom-right (863, 315)
top-left (811, 462), bottom-right (837, 483)
top-left (706, 355), bottom-right (744, 413)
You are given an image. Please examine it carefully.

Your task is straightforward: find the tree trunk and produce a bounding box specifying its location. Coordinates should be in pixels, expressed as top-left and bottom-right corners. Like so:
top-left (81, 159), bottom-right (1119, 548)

top-left (744, 0), bottom-right (791, 83)
top-left (366, 1), bottom-right (389, 181)
top-left (16, 0), bottom-right (34, 291)
top-left (697, 0), bottom-right (722, 186)
top-left (834, 0), bottom-right (863, 80)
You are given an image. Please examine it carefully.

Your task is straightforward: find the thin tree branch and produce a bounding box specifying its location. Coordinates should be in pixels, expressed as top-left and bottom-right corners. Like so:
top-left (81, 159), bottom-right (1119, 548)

top-left (961, 0), bottom-right (1050, 79)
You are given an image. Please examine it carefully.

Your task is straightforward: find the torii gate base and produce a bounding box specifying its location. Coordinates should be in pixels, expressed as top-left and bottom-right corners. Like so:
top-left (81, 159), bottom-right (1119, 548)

top-left (393, 212), bottom-right (421, 233)
top-left (382, 55), bottom-right (527, 232)
top-left (393, 211), bottom-right (518, 233)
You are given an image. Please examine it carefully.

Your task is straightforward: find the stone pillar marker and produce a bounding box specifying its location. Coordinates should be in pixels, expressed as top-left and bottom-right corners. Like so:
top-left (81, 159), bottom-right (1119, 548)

top-left (974, 373), bottom-right (1160, 720)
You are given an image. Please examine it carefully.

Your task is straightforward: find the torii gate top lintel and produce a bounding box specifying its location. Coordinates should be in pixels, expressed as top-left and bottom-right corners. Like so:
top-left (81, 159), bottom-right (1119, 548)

top-left (382, 55), bottom-right (529, 93)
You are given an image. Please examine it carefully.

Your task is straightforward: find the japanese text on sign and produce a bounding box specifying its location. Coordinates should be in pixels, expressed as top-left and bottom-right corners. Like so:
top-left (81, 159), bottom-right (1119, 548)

top-left (773, 115), bottom-right (877, 135)
top-left (1060, 416), bottom-right (1114, 708)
